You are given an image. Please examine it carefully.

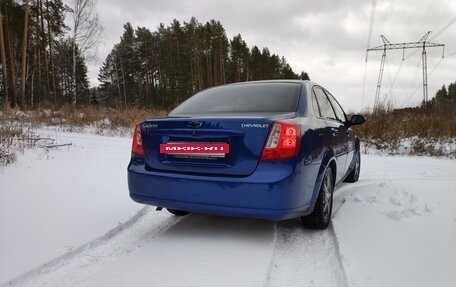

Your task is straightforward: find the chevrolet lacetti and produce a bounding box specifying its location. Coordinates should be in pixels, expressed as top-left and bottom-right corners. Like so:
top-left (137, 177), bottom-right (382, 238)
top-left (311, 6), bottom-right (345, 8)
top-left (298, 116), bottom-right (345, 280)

top-left (128, 80), bottom-right (366, 229)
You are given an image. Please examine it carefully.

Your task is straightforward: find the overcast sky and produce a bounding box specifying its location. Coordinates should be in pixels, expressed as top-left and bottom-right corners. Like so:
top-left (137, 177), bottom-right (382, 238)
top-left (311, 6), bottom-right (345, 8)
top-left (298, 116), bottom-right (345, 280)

top-left (86, 0), bottom-right (456, 111)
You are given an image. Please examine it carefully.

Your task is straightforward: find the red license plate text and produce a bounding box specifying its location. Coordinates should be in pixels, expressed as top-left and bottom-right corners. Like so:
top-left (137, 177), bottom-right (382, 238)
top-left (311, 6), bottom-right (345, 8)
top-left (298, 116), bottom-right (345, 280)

top-left (160, 143), bottom-right (230, 154)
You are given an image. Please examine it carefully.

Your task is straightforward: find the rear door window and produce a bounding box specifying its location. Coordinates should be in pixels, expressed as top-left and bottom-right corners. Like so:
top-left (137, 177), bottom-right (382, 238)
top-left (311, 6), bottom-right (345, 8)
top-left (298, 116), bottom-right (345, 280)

top-left (311, 91), bottom-right (321, 117)
top-left (324, 90), bottom-right (346, 122)
top-left (313, 87), bottom-right (337, 121)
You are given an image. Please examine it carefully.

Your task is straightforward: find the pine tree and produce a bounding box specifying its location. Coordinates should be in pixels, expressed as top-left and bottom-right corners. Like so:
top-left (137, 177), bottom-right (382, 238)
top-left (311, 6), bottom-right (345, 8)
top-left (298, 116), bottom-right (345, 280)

top-left (230, 34), bottom-right (249, 82)
top-left (98, 17), bottom-right (310, 109)
top-left (0, 0), bottom-right (68, 107)
top-left (54, 38), bottom-right (89, 104)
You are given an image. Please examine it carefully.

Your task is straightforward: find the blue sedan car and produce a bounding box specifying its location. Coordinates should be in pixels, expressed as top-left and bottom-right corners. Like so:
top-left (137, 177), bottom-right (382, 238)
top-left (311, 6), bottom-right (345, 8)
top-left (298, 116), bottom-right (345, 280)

top-left (128, 80), bottom-right (365, 229)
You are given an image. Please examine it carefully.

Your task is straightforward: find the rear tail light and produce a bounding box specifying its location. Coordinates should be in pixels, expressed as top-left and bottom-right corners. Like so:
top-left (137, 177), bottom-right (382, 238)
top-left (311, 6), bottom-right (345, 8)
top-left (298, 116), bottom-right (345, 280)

top-left (132, 123), bottom-right (145, 156)
top-left (261, 121), bottom-right (300, 160)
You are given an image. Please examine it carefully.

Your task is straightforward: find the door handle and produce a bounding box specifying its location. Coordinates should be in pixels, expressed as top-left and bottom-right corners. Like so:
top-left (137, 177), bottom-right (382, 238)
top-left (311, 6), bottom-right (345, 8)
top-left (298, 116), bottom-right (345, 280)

top-left (330, 128), bottom-right (338, 136)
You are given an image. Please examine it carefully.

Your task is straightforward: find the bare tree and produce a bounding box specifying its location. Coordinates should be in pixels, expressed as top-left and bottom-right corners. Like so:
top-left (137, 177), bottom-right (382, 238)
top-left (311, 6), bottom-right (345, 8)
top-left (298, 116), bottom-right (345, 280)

top-left (20, 0), bottom-right (30, 107)
top-left (46, 0), bottom-right (57, 102)
top-left (0, 5), bottom-right (8, 105)
top-left (5, 6), bottom-right (17, 106)
top-left (68, 0), bottom-right (102, 105)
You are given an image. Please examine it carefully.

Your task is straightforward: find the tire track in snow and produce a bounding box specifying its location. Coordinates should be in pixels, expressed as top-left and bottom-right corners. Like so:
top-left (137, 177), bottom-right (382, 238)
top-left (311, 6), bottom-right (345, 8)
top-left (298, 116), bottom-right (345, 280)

top-left (327, 224), bottom-right (349, 287)
top-left (262, 222), bottom-right (279, 286)
top-left (4, 207), bottom-right (182, 287)
top-left (6, 205), bottom-right (348, 287)
top-left (73, 214), bottom-right (276, 287)
top-left (264, 219), bottom-right (348, 287)
top-left (8, 213), bottom-right (277, 287)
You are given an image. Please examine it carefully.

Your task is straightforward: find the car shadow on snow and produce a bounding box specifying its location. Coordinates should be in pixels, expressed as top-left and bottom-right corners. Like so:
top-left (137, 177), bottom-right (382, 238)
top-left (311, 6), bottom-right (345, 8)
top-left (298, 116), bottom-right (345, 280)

top-left (160, 213), bottom-right (275, 243)
top-left (159, 212), bottom-right (335, 243)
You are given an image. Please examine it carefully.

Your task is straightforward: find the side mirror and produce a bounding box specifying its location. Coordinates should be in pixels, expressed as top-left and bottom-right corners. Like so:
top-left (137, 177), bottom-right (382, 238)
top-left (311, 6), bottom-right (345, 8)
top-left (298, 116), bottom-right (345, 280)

top-left (348, 114), bottom-right (366, 126)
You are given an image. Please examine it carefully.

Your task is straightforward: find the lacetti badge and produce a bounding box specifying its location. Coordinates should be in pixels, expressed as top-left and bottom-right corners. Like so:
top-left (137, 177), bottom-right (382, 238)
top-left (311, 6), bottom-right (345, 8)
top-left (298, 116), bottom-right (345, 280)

top-left (160, 143), bottom-right (230, 154)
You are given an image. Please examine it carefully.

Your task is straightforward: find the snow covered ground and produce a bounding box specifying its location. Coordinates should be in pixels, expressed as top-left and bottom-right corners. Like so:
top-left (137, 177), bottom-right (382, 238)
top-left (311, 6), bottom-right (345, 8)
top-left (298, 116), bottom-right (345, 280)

top-left (333, 156), bottom-right (456, 287)
top-left (0, 129), bottom-right (143, 285)
top-left (1, 129), bottom-right (455, 287)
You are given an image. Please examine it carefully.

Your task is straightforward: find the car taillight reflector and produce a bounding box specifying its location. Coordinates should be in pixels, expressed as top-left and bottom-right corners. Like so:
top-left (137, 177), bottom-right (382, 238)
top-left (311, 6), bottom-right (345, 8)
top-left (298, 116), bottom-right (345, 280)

top-left (132, 123), bottom-right (144, 156)
top-left (261, 121), bottom-right (300, 160)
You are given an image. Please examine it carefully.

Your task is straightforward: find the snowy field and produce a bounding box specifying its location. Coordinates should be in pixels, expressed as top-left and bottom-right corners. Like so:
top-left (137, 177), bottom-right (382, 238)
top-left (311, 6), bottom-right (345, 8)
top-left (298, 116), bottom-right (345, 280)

top-left (1, 129), bottom-right (455, 287)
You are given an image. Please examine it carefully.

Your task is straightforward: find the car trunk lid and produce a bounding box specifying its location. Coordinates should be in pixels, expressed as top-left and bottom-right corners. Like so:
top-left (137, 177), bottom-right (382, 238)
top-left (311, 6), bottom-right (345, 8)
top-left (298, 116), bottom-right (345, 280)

top-left (141, 113), bottom-right (295, 176)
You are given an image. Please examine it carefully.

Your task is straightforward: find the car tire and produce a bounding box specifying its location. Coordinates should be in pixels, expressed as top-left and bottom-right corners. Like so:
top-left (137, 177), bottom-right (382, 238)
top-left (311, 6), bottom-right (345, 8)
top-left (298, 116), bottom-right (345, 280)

top-left (167, 209), bottom-right (190, 216)
top-left (301, 166), bottom-right (334, 230)
top-left (344, 148), bottom-right (360, 183)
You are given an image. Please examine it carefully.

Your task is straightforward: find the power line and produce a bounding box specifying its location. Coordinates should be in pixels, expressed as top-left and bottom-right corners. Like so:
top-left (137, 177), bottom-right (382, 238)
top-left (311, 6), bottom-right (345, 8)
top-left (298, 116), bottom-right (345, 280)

top-left (366, 32), bottom-right (444, 110)
top-left (362, 0), bottom-right (378, 107)
top-left (385, 58), bottom-right (404, 101)
top-left (402, 56), bottom-right (443, 107)
top-left (404, 16), bottom-right (456, 60)
top-left (382, 57), bottom-right (393, 106)
top-left (412, 57), bottom-right (444, 95)
top-left (367, 0), bottom-right (378, 49)
top-left (379, 0), bottom-right (395, 36)
top-left (362, 61), bottom-right (368, 108)
top-left (428, 57), bottom-right (443, 75)
top-left (400, 56), bottom-right (422, 107)
top-left (429, 16), bottom-right (456, 41)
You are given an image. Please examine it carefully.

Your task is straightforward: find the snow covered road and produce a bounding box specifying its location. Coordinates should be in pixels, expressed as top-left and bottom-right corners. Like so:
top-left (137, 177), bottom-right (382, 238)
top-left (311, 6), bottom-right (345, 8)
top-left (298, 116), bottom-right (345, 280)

top-left (1, 130), bottom-right (455, 287)
top-left (333, 156), bottom-right (456, 287)
top-left (0, 130), bottom-right (143, 284)
top-left (6, 209), bottom-right (346, 287)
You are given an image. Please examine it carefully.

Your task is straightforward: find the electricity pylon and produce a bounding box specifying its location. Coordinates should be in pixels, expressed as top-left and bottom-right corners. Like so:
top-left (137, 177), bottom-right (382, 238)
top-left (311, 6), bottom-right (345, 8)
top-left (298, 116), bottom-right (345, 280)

top-left (366, 32), bottom-right (444, 110)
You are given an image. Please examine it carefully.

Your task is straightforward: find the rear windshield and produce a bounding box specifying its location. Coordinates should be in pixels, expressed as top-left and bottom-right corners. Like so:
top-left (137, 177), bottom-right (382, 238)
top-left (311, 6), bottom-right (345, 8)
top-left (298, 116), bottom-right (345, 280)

top-left (169, 82), bottom-right (301, 115)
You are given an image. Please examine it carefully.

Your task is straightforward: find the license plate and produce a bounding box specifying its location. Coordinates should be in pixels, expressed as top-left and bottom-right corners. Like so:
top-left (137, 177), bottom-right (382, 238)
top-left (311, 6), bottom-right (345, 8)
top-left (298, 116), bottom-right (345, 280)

top-left (160, 142), bottom-right (230, 155)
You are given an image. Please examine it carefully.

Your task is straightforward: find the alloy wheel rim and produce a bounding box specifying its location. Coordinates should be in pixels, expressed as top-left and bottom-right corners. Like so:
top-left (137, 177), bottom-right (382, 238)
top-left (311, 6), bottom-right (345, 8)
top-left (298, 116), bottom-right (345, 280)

top-left (354, 152), bottom-right (360, 179)
top-left (322, 172), bottom-right (332, 221)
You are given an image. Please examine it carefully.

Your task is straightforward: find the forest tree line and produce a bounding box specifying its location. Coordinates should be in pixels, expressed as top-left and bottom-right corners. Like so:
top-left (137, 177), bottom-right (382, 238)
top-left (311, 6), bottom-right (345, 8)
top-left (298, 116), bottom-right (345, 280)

top-left (0, 0), bottom-right (309, 110)
top-left (429, 81), bottom-right (456, 109)
top-left (2, 1), bottom-right (455, 113)
top-left (0, 0), bottom-right (102, 108)
top-left (97, 18), bottom-right (310, 108)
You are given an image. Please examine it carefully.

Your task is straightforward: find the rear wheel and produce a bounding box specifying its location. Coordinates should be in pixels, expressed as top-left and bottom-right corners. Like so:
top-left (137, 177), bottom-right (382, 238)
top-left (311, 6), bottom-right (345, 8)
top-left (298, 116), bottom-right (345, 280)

top-left (301, 166), bottom-right (334, 230)
top-left (344, 148), bottom-right (360, 183)
top-left (167, 209), bottom-right (190, 216)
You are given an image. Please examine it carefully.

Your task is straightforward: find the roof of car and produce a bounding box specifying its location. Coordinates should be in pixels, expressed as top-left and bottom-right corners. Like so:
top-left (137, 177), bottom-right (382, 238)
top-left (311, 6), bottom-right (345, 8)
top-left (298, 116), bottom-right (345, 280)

top-left (223, 79), bottom-right (310, 85)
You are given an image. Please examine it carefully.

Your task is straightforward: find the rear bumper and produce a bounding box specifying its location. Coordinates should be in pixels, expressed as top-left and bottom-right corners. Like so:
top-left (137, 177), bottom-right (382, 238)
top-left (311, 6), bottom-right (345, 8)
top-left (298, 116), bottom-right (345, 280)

top-left (128, 158), bottom-right (318, 221)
